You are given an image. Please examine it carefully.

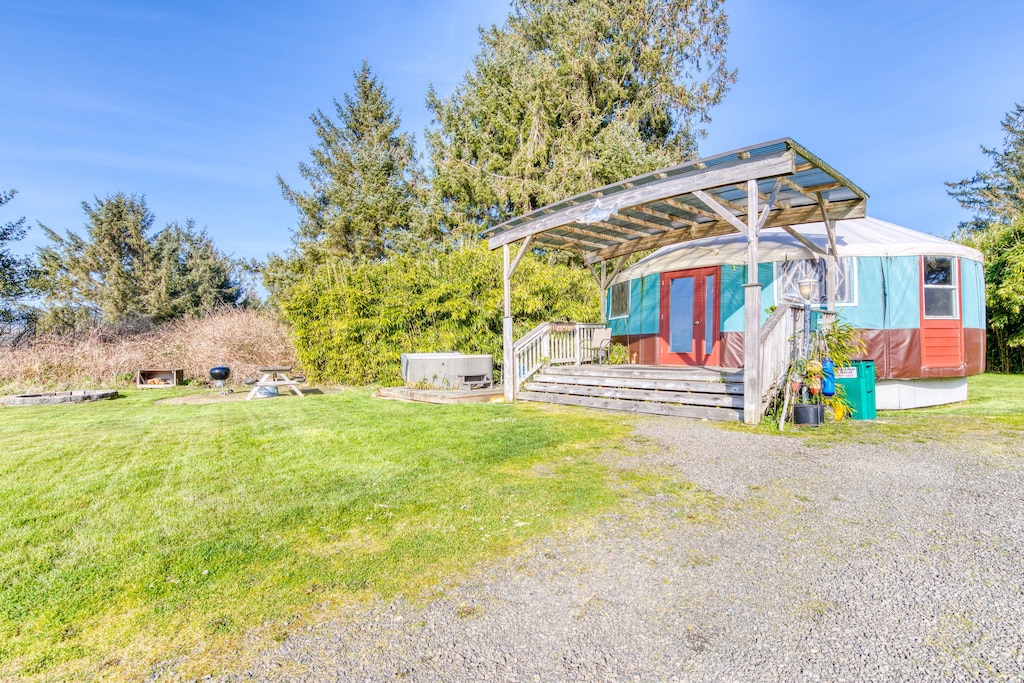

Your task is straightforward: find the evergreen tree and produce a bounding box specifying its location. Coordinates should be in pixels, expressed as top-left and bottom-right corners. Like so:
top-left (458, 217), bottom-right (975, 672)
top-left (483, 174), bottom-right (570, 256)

top-left (278, 61), bottom-right (423, 266)
top-left (0, 189), bottom-right (36, 333)
top-left (425, 0), bottom-right (736, 237)
top-left (947, 102), bottom-right (1024, 229)
top-left (37, 192), bottom-right (154, 327)
top-left (35, 193), bottom-right (246, 331)
top-left (146, 220), bottom-right (241, 322)
top-left (949, 102), bottom-right (1024, 372)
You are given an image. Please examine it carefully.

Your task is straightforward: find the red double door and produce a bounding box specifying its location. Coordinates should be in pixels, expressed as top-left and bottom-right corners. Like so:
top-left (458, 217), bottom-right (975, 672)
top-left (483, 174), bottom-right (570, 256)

top-left (658, 266), bottom-right (721, 366)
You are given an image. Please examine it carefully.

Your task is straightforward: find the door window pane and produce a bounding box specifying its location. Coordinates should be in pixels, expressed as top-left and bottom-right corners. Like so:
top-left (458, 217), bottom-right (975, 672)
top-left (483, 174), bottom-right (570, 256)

top-left (924, 257), bottom-right (953, 285)
top-left (923, 256), bottom-right (958, 318)
top-left (704, 274), bottom-right (715, 354)
top-left (669, 277), bottom-right (694, 353)
top-left (924, 288), bottom-right (955, 317)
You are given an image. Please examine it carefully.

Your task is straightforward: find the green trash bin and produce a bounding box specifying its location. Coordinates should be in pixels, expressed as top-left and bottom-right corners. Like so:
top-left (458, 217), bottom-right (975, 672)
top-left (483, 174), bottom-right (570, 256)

top-left (835, 360), bottom-right (876, 420)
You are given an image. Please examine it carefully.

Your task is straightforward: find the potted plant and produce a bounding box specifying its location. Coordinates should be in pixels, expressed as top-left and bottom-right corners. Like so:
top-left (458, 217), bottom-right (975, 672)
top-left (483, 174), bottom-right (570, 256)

top-left (785, 319), bottom-right (863, 428)
top-left (792, 358), bottom-right (826, 426)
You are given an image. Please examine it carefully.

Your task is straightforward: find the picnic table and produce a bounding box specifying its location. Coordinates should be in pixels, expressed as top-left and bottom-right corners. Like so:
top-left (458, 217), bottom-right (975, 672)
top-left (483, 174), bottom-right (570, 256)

top-left (246, 366), bottom-right (304, 400)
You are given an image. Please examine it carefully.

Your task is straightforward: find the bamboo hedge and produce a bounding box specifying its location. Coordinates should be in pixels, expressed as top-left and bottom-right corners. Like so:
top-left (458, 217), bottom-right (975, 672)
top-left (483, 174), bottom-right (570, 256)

top-left (282, 242), bottom-right (599, 385)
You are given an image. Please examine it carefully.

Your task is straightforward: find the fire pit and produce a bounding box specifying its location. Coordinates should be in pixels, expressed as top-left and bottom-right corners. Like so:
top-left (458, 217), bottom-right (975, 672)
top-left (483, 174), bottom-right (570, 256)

top-left (1, 390), bottom-right (118, 407)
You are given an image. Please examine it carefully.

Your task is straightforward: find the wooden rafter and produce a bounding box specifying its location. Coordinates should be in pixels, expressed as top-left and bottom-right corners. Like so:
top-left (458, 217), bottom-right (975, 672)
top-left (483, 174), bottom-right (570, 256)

top-left (700, 192), bottom-right (747, 214)
top-left (508, 235), bottom-right (534, 276)
top-left (756, 179), bottom-right (784, 231)
top-left (661, 197), bottom-right (723, 223)
top-left (593, 221), bottom-right (657, 238)
top-left (735, 182), bottom-right (771, 204)
top-left (610, 212), bottom-right (677, 234)
top-left (587, 198), bottom-right (865, 263)
top-left (555, 224), bottom-right (629, 243)
top-left (578, 248), bottom-right (601, 285)
top-left (780, 177), bottom-right (822, 202)
top-left (780, 226), bottom-right (827, 256)
top-left (804, 182), bottom-right (843, 195)
top-left (607, 255), bottom-right (629, 285)
top-left (692, 189), bottom-right (748, 236)
top-left (630, 205), bottom-right (692, 229)
top-left (488, 149), bottom-right (795, 248)
top-left (548, 230), bottom-right (612, 249)
top-left (536, 234), bottom-right (591, 251)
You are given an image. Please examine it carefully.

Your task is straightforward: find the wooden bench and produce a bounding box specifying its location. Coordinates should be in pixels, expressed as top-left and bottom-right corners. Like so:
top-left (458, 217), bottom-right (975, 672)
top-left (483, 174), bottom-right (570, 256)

top-left (246, 366), bottom-right (304, 400)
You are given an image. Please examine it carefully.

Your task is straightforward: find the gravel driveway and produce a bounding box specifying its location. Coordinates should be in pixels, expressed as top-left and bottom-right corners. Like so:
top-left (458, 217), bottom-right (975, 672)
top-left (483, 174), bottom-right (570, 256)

top-left (237, 417), bottom-right (1024, 682)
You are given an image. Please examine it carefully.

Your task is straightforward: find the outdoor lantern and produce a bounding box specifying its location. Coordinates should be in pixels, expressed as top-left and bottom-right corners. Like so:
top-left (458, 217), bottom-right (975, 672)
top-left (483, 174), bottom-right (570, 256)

top-left (798, 278), bottom-right (817, 302)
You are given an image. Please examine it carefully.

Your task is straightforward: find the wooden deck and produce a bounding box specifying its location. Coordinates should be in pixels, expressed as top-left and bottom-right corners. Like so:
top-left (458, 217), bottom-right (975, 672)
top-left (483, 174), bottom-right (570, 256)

top-left (518, 364), bottom-right (745, 421)
top-left (376, 386), bottom-right (504, 405)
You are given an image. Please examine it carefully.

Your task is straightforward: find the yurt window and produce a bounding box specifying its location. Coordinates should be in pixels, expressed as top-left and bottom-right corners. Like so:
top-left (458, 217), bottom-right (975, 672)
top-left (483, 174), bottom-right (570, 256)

top-left (776, 258), bottom-right (856, 306)
top-left (923, 256), bottom-right (958, 318)
top-left (609, 281), bottom-right (630, 319)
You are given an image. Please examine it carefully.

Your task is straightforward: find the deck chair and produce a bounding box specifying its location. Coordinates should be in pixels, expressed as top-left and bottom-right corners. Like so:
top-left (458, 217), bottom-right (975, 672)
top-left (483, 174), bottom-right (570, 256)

top-left (583, 328), bottom-right (613, 364)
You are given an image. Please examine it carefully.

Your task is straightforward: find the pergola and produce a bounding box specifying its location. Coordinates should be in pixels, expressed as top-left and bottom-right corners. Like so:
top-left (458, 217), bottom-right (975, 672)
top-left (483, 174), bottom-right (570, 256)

top-left (484, 138), bottom-right (869, 423)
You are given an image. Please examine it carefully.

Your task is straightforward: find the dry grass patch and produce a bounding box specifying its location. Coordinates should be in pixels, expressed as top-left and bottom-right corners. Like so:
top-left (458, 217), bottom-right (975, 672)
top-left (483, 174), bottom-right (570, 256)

top-left (0, 308), bottom-right (296, 391)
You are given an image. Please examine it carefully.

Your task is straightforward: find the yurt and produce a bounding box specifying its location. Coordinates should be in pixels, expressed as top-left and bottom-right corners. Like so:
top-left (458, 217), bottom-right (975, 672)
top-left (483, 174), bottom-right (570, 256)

top-left (606, 216), bottom-right (985, 409)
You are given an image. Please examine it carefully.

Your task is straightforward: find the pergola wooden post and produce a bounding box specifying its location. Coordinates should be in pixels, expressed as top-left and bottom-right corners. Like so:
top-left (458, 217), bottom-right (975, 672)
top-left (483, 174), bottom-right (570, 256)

top-left (502, 243), bottom-right (514, 401)
top-left (743, 178), bottom-right (761, 424)
top-left (502, 236), bottom-right (534, 401)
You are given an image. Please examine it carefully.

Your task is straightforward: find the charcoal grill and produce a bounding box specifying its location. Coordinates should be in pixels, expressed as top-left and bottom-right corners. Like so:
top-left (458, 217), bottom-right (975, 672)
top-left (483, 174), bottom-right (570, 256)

top-left (210, 366), bottom-right (231, 395)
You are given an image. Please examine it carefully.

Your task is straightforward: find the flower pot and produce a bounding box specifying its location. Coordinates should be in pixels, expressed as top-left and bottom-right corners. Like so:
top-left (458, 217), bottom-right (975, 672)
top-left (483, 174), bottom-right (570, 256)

top-left (793, 403), bottom-right (825, 426)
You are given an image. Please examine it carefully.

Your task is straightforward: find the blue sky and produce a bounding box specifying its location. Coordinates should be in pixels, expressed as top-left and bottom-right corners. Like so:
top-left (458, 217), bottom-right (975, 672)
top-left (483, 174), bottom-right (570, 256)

top-left (3, 0), bottom-right (1023, 262)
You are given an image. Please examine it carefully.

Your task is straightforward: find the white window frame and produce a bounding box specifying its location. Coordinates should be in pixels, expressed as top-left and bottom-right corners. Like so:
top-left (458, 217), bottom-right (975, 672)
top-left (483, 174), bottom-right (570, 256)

top-left (774, 257), bottom-right (858, 307)
top-left (922, 256), bottom-right (959, 320)
top-left (608, 281), bottom-right (630, 319)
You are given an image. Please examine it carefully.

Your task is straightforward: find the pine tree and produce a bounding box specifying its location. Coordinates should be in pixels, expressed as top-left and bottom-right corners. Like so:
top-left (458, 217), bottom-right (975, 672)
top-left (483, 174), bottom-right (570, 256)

top-left (947, 102), bottom-right (1024, 228)
top-left (278, 61), bottom-right (423, 266)
top-left (0, 189), bottom-right (35, 333)
top-left (425, 0), bottom-right (736, 237)
top-left (35, 194), bottom-right (245, 331)
top-left (146, 220), bottom-right (241, 323)
top-left (37, 192), bottom-right (154, 326)
top-left (950, 102), bottom-right (1024, 372)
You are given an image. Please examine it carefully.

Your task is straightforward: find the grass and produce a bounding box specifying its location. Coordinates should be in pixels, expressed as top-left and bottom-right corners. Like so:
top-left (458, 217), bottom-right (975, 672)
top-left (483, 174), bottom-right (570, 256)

top-left (0, 389), bottom-right (633, 680)
top-left (735, 373), bottom-right (1024, 445)
top-left (5, 372), bottom-right (1020, 679)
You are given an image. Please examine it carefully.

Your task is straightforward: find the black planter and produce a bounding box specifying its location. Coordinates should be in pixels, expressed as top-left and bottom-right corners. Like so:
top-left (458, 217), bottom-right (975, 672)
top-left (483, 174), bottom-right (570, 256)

top-left (793, 403), bottom-right (825, 426)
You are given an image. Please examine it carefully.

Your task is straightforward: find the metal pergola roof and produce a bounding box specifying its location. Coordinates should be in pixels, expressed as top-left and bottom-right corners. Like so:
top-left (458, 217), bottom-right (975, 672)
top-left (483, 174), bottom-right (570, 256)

top-left (484, 138), bottom-right (869, 264)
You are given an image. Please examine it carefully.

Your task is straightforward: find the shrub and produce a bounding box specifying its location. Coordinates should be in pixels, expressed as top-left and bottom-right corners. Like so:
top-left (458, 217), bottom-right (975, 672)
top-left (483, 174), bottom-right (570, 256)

top-left (0, 308), bottom-right (294, 391)
top-left (282, 242), bottom-right (599, 384)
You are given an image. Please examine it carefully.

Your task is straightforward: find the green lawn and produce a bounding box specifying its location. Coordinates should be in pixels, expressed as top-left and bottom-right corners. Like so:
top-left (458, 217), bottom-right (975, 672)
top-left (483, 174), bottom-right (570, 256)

top-left (0, 389), bottom-right (632, 680)
top-left (3, 374), bottom-right (1020, 680)
top-left (748, 373), bottom-right (1024, 444)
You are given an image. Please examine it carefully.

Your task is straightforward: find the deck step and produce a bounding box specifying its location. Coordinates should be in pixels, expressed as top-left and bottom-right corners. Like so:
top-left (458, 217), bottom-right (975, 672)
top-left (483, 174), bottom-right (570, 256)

top-left (522, 382), bottom-right (744, 409)
top-left (529, 373), bottom-right (743, 395)
top-left (518, 363), bottom-right (746, 422)
top-left (541, 364), bottom-right (742, 382)
top-left (517, 391), bottom-right (743, 421)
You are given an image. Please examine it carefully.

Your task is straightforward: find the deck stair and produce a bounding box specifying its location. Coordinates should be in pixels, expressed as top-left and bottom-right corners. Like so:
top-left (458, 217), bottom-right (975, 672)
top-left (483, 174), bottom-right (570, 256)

top-left (518, 364), bottom-right (745, 421)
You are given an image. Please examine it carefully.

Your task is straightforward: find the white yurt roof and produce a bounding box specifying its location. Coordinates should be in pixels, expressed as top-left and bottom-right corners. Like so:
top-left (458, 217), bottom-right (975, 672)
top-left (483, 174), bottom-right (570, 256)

top-left (617, 216), bottom-right (983, 282)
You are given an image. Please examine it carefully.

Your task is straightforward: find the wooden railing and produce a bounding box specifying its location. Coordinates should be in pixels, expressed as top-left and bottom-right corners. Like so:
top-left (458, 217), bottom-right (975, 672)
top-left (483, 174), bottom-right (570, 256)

top-left (757, 304), bottom-right (800, 413)
top-left (757, 305), bottom-right (836, 414)
top-left (511, 321), bottom-right (606, 389)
